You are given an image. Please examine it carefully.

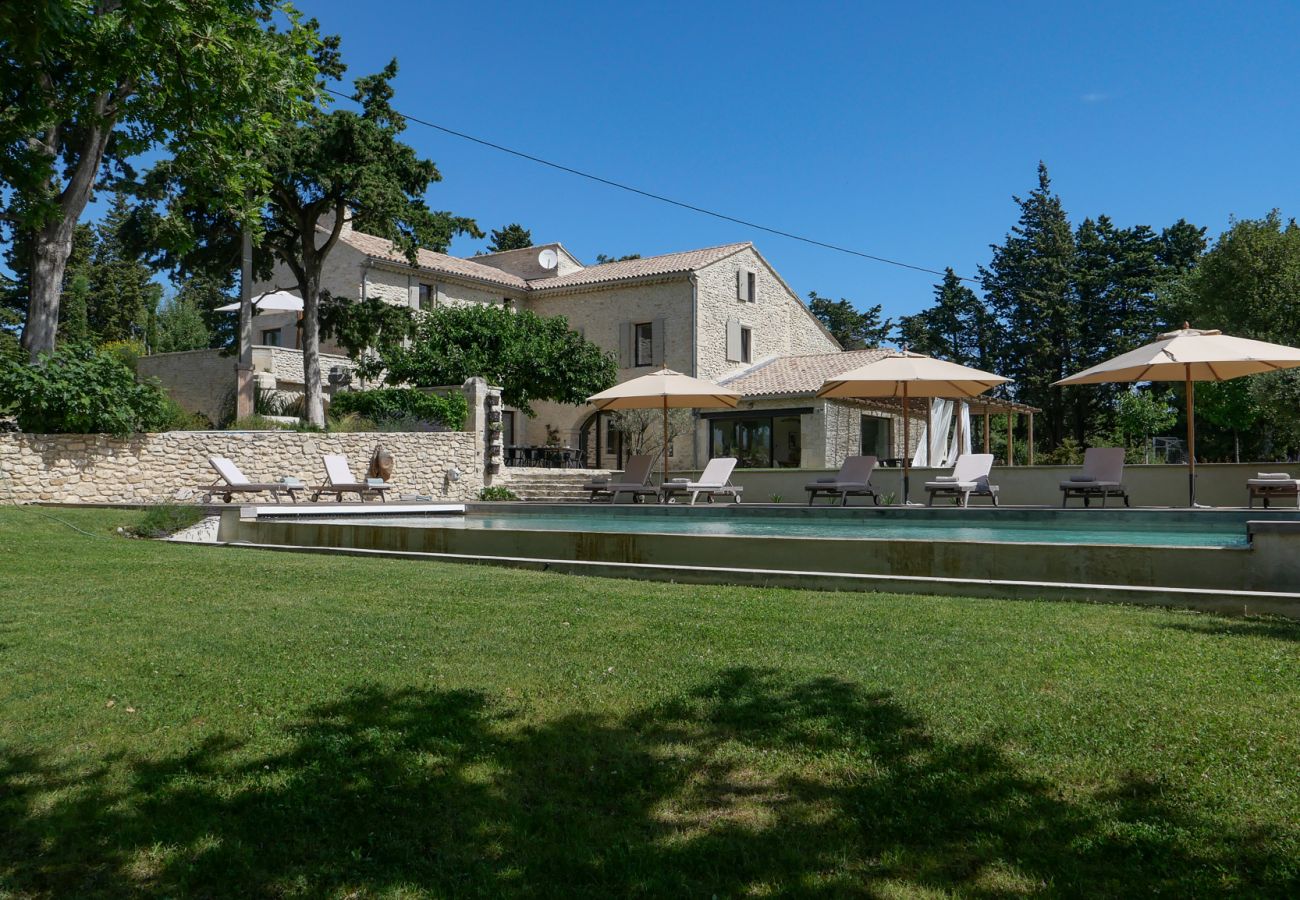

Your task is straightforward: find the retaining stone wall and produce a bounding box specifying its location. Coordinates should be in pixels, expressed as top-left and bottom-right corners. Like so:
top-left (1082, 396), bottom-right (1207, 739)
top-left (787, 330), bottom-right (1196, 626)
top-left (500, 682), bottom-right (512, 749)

top-left (0, 430), bottom-right (484, 504)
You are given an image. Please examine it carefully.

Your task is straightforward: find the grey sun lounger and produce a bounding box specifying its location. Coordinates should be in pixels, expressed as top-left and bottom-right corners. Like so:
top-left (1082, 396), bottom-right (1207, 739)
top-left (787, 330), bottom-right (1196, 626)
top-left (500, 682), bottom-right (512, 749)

top-left (925, 453), bottom-right (999, 507)
top-left (660, 458), bottom-right (744, 505)
top-left (200, 456), bottom-right (302, 503)
top-left (1247, 473), bottom-right (1300, 508)
top-left (805, 455), bottom-right (880, 506)
top-left (1060, 447), bottom-right (1129, 507)
top-left (584, 454), bottom-right (659, 503)
top-left (310, 454), bottom-right (391, 502)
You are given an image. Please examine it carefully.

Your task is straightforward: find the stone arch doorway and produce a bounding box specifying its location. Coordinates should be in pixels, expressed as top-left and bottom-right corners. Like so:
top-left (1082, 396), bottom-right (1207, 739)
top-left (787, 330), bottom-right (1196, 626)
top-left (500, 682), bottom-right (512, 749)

top-left (576, 410), bottom-right (624, 470)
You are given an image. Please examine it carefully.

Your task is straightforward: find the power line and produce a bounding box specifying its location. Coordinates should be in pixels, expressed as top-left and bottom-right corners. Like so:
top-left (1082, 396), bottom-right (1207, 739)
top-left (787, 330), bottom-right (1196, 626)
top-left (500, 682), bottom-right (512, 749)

top-left (323, 86), bottom-right (976, 283)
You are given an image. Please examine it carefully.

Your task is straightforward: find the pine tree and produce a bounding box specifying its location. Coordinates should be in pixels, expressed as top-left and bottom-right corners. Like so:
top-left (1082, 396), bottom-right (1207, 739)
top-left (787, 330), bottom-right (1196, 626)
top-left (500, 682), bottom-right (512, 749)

top-left (980, 163), bottom-right (1078, 446)
top-left (806, 292), bottom-right (893, 349)
top-left (896, 269), bottom-right (994, 366)
top-left (154, 286), bottom-right (212, 352)
top-left (88, 194), bottom-right (162, 345)
top-left (486, 223), bottom-right (533, 253)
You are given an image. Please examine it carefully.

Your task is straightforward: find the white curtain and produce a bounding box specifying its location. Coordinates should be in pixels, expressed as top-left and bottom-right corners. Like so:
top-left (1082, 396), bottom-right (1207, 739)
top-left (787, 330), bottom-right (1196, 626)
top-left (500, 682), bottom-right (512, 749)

top-left (912, 400), bottom-right (972, 468)
top-left (944, 401), bottom-right (972, 465)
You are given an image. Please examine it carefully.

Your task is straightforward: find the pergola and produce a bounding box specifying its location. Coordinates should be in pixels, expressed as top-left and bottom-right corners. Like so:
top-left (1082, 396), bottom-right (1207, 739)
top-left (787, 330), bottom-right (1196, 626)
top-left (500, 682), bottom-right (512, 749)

top-left (856, 396), bottom-right (1042, 466)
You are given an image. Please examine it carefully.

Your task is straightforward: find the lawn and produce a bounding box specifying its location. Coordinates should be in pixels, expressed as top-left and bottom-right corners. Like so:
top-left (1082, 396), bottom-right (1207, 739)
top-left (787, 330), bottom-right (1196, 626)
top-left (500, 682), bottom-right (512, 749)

top-left (1, 507), bottom-right (1298, 897)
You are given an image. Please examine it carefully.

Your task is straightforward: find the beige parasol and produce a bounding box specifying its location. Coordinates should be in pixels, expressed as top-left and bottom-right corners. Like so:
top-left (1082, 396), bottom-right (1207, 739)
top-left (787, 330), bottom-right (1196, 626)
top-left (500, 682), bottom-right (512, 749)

top-left (818, 351), bottom-right (1010, 504)
top-left (1054, 324), bottom-right (1300, 505)
top-left (587, 367), bottom-right (741, 483)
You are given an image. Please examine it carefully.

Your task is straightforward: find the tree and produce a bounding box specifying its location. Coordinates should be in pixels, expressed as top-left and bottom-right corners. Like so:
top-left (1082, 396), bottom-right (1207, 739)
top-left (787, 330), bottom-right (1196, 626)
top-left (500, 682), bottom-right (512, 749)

top-left (980, 163), bottom-right (1078, 446)
top-left (594, 253), bottom-right (641, 264)
top-left (380, 304), bottom-right (617, 416)
top-left (319, 293), bottom-right (417, 380)
top-left (154, 289), bottom-right (212, 354)
top-left (1115, 389), bottom-right (1176, 462)
top-left (609, 408), bottom-right (692, 458)
top-left (1197, 379), bottom-right (1258, 463)
top-left (86, 194), bottom-right (162, 344)
top-left (895, 269), bottom-right (994, 366)
top-left (0, 1), bottom-right (319, 360)
top-left (485, 223), bottom-right (532, 253)
top-left (256, 59), bottom-right (480, 427)
top-left (806, 292), bottom-right (892, 350)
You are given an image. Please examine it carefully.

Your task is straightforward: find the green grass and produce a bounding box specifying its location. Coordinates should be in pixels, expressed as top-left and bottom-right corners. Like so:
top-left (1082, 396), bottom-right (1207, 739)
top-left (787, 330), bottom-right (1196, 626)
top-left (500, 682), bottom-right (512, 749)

top-left (1, 506), bottom-right (1298, 897)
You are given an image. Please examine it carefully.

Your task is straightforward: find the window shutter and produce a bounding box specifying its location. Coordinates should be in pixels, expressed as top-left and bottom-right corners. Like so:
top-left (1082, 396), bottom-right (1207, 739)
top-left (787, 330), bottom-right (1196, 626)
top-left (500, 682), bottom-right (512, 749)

top-left (619, 321), bottom-right (632, 367)
top-left (737, 270), bottom-right (746, 300)
top-left (651, 317), bottom-right (666, 366)
top-left (726, 318), bottom-right (741, 362)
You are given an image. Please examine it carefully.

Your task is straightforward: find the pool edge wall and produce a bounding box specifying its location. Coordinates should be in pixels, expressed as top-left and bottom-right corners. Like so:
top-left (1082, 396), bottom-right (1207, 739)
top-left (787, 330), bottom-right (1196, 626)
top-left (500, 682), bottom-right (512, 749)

top-left (218, 510), bottom-right (1300, 617)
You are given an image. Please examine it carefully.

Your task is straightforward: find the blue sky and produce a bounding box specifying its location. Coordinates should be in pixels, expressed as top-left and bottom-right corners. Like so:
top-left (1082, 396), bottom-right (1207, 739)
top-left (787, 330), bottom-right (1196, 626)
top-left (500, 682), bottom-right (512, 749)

top-left (60, 2), bottom-right (1300, 319)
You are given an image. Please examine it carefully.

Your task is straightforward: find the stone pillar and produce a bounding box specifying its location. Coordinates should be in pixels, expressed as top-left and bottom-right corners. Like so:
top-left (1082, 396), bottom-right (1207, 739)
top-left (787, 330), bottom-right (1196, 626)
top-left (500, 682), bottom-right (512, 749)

top-left (462, 378), bottom-right (504, 485)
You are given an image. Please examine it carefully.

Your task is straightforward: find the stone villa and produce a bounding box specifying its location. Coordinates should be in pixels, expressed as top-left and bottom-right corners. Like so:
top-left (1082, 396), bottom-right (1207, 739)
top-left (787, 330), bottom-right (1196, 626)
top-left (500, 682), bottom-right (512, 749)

top-left (142, 218), bottom-right (933, 471)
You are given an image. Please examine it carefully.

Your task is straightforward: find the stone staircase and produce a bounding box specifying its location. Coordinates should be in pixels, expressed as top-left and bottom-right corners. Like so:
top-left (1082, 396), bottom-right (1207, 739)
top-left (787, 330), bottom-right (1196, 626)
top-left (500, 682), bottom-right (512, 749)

top-left (502, 467), bottom-right (614, 502)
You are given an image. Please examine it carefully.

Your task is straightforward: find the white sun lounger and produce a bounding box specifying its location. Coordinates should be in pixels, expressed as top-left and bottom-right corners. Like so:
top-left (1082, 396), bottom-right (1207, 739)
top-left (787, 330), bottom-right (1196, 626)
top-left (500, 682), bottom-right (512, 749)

top-left (660, 458), bottom-right (744, 505)
top-left (805, 455), bottom-right (880, 506)
top-left (310, 454), bottom-right (391, 502)
top-left (924, 453), bottom-right (999, 507)
top-left (584, 454), bottom-right (659, 503)
top-left (1060, 447), bottom-right (1130, 507)
top-left (200, 456), bottom-right (302, 503)
top-left (1247, 473), bottom-right (1300, 508)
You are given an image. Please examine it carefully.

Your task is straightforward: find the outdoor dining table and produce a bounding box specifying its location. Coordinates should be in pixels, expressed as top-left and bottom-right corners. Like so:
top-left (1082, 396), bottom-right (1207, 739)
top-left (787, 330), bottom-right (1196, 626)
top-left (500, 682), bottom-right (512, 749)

top-left (506, 445), bottom-right (582, 468)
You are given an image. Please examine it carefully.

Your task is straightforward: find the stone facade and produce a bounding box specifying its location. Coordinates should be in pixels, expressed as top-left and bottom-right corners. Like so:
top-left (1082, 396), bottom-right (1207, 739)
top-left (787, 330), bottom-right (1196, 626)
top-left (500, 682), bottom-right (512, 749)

top-left (0, 430), bottom-right (483, 505)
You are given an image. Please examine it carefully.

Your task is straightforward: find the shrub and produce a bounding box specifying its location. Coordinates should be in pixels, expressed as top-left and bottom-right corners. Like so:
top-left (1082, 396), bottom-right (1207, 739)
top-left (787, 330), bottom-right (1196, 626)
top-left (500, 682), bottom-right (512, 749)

top-left (329, 388), bottom-right (467, 431)
top-left (100, 339), bottom-right (148, 372)
top-left (0, 344), bottom-right (173, 436)
top-left (131, 505), bottom-right (205, 538)
top-left (477, 486), bottom-right (518, 501)
top-left (226, 414), bottom-right (295, 431)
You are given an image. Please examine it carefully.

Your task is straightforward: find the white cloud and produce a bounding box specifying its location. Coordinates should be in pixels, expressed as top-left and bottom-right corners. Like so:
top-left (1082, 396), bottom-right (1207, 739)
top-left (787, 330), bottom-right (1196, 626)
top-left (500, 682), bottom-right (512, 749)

top-left (1081, 91), bottom-right (1113, 104)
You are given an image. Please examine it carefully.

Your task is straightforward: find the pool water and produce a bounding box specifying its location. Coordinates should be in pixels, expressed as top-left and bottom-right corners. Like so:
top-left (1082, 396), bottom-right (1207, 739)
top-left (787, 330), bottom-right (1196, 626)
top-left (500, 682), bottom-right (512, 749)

top-left (305, 511), bottom-right (1252, 548)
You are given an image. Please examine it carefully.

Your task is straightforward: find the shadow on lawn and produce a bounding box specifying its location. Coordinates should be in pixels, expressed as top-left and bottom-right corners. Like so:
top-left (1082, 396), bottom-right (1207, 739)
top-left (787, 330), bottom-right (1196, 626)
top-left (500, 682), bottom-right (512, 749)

top-left (1161, 616), bottom-right (1300, 644)
top-left (2, 668), bottom-right (1295, 896)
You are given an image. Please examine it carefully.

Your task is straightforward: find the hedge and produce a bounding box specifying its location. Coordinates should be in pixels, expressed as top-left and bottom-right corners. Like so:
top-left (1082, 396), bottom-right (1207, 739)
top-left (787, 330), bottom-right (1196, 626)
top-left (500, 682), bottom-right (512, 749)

top-left (329, 388), bottom-right (467, 431)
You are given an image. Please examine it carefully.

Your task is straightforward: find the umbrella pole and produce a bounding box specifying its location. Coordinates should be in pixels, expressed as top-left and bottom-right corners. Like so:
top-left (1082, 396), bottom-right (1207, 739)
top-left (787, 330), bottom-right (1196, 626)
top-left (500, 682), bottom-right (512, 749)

top-left (662, 396), bottom-right (669, 486)
top-left (1185, 366), bottom-right (1196, 507)
top-left (902, 383), bottom-right (911, 505)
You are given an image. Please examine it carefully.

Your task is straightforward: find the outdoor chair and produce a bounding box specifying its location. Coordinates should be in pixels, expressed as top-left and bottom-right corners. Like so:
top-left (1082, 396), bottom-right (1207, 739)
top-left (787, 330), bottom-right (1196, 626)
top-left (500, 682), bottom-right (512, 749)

top-left (660, 458), bottom-right (744, 505)
top-left (924, 453), bottom-right (999, 507)
top-left (200, 456), bottom-right (302, 504)
top-left (805, 455), bottom-right (880, 506)
top-left (1247, 472), bottom-right (1300, 508)
top-left (310, 454), bottom-right (391, 502)
top-left (583, 454), bottom-right (659, 503)
top-left (1060, 447), bottom-right (1130, 507)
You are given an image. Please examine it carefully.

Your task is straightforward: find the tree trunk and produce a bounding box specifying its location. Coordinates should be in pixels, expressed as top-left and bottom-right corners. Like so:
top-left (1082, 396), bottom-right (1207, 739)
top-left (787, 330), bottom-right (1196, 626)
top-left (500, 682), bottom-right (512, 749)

top-left (299, 268), bottom-right (326, 428)
top-left (20, 220), bottom-right (77, 360)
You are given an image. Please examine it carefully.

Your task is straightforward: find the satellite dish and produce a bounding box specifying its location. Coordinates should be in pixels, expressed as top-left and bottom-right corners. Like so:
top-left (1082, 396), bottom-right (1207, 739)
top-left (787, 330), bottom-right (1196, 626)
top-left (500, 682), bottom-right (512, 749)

top-left (537, 248), bottom-right (559, 270)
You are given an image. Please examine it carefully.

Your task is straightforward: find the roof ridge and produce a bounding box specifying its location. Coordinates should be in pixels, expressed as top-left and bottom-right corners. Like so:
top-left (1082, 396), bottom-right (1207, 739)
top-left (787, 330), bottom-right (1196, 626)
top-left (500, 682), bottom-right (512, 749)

top-left (574, 240), bottom-right (752, 271)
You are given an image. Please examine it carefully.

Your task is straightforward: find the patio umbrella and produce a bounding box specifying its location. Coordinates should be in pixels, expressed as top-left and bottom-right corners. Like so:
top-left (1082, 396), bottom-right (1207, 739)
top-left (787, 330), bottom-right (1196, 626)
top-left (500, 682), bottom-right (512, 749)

top-left (587, 367), bottom-right (741, 483)
top-left (1054, 324), bottom-right (1300, 506)
top-left (214, 290), bottom-right (303, 313)
top-left (817, 351), bottom-right (1010, 504)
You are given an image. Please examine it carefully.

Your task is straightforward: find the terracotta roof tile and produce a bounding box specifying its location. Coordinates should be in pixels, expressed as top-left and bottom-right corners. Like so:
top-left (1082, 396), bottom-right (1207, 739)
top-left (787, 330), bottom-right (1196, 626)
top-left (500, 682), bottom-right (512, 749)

top-left (340, 230), bottom-right (530, 290)
top-left (719, 349), bottom-right (892, 397)
top-left (525, 243), bottom-right (751, 291)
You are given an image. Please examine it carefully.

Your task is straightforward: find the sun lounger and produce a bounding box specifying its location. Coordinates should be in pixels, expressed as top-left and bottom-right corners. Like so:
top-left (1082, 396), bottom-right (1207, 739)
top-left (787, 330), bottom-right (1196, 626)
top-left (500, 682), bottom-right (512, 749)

top-left (1247, 472), bottom-right (1300, 508)
top-left (805, 455), bottom-right (880, 506)
top-left (924, 453), bottom-right (999, 507)
top-left (584, 454), bottom-right (659, 503)
top-left (200, 456), bottom-right (302, 503)
top-left (1060, 447), bottom-right (1130, 507)
top-left (660, 458), bottom-right (744, 505)
top-left (310, 454), bottom-right (391, 502)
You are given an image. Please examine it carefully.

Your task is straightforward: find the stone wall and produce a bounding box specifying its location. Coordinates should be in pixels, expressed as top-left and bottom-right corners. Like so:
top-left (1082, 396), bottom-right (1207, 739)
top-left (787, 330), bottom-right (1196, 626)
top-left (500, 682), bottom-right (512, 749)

top-left (137, 350), bottom-right (241, 426)
top-left (0, 430), bottom-right (484, 505)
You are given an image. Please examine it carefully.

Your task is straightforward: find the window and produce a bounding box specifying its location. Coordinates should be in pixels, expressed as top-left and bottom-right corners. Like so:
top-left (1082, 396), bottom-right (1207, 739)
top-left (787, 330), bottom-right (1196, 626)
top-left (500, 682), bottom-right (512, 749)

top-left (502, 410), bottom-right (516, 448)
top-left (260, 328), bottom-right (281, 347)
top-left (861, 415), bottom-right (892, 459)
top-left (747, 271), bottom-right (757, 302)
top-left (634, 322), bottom-right (654, 367)
top-left (739, 326), bottom-right (752, 363)
top-left (604, 416), bottom-right (619, 448)
top-left (417, 283), bottom-right (435, 311)
top-left (709, 414), bottom-right (803, 468)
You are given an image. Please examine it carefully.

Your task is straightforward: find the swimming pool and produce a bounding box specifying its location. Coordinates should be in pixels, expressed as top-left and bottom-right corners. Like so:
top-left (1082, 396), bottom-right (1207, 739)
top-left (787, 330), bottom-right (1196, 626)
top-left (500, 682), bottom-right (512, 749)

top-left (300, 509), bottom-right (1254, 548)
top-left (217, 504), bottom-right (1300, 616)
